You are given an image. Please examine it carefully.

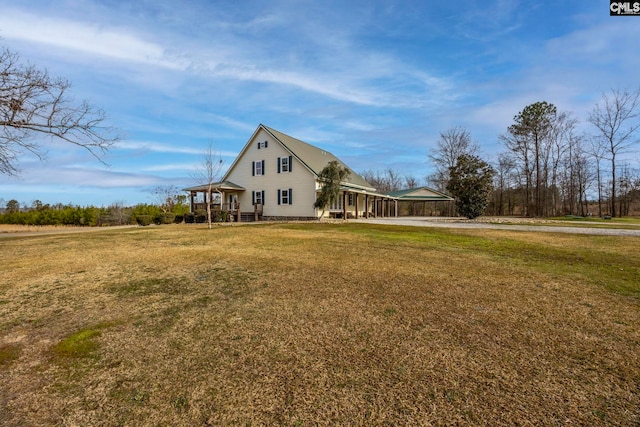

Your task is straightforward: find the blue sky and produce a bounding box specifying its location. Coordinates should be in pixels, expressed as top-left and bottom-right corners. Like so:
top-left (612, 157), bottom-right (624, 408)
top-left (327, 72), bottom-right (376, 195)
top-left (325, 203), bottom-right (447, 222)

top-left (0, 0), bottom-right (638, 207)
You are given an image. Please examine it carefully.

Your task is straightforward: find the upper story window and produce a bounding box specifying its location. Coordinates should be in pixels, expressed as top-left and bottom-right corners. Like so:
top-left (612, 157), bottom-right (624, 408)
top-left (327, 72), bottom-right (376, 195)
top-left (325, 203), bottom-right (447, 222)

top-left (252, 160), bottom-right (265, 176)
top-left (278, 155), bottom-right (293, 173)
top-left (257, 141), bottom-right (268, 149)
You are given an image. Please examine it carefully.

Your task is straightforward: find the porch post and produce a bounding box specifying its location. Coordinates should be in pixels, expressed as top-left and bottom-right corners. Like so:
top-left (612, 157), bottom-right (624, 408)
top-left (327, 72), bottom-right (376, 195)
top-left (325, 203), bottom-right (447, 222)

top-left (355, 193), bottom-right (359, 219)
top-left (395, 200), bottom-right (398, 217)
top-left (365, 194), bottom-right (369, 218)
top-left (381, 198), bottom-right (385, 218)
top-left (190, 191), bottom-right (195, 213)
top-left (342, 191), bottom-right (347, 219)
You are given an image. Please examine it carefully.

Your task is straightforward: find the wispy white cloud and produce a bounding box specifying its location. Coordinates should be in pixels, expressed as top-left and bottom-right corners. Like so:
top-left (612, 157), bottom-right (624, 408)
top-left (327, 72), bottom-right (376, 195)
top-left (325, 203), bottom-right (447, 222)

top-left (141, 163), bottom-right (199, 172)
top-left (14, 164), bottom-right (158, 188)
top-left (113, 141), bottom-right (237, 158)
top-left (0, 9), bottom-right (189, 70)
top-left (453, 0), bottom-right (525, 41)
top-left (113, 141), bottom-right (202, 155)
top-left (0, 6), bottom-right (453, 109)
top-left (544, 19), bottom-right (640, 72)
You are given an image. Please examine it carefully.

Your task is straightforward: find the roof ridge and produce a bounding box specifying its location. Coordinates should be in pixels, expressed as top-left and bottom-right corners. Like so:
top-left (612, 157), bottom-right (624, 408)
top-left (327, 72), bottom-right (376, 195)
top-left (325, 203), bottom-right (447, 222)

top-left (261, 124), bottom-right (375, 192)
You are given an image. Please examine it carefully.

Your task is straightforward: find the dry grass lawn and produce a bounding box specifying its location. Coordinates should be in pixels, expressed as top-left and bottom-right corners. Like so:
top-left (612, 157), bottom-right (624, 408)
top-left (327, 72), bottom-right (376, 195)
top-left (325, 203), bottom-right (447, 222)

top-left (0, 224), bottom-right (85, 233)
top-left (0, 223), bottom-right (638, 426)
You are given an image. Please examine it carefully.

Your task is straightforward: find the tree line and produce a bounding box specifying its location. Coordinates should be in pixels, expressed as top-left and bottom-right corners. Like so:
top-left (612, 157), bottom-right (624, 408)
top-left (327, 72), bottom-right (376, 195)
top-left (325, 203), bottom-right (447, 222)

top-left (427, 89), bottom-right (640, 218)
top-left (0, 189), bottom-right (190, 227)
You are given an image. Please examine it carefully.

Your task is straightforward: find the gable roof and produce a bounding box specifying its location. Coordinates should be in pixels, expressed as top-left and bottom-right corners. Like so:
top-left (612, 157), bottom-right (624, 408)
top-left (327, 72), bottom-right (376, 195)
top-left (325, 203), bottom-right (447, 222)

top-left (223, 124), bottom-right (376, 192)
top-left (387, 186), bottom-right (453, 201)
top-left (183, 181), bottom-right (246, 192)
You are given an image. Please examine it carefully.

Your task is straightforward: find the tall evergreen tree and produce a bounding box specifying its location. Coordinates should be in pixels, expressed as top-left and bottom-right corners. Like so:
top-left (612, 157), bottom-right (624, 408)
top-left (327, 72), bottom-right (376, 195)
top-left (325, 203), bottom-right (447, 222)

top-left (501, 101), bottom-right (557, 216)
top-left (447, 154), bottom-right (495, 219)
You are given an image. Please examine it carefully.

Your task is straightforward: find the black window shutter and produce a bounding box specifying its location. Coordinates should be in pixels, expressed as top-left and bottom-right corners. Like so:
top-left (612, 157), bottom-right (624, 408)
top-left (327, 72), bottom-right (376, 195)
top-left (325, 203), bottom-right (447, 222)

top-left (257, 142), bottom-right (260, 150)
top-left (265, 140), bottom-right (268, 148)
top-left (261, 191), bottom-right (265, 205)
top-left (252, 161), bottom-right (255, 176)
top-left (289, 156), bottom-right (293, 172)
top-left (277, 189), bottom-right (281, 205)
top-left (277, 158), bottom-right (281, 174)
top-left (261, 160), bottom-right (265, 175)
top-left (289, 188), bottom-right (293, 204)
top-left (252, 191), bottom-right (255, 205)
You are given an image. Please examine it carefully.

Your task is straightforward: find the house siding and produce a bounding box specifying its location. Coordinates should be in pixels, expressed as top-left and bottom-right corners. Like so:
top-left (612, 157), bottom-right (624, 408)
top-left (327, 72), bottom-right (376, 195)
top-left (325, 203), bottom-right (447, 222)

top-left (225, 128), bottom-right (319, 218)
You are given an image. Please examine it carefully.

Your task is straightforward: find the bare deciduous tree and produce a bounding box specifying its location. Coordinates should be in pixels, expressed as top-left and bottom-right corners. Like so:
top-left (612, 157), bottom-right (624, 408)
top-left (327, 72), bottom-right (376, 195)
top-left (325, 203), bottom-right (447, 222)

top-left (152, 185), bottom-right (182, 213)
top-left (588, 88), bottom-right (640, 217)
top-left (427, 126), bottom-right (479, 216)
top-left (492, 152), bottom-right (516, 216)
top-left (192, 143), bottom-right (224, 229)
top-left (404, 174), bottom-right (420, 189)
top-left (0, 46), bottom-right (118, 175)
top-left (360, 168), bottom-right (403, 194)
top-left (427, 126), bottom-right (479, 192)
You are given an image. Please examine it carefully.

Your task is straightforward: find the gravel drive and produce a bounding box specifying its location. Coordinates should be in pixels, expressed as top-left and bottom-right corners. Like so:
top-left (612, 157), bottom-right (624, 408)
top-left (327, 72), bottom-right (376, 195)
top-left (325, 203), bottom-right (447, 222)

top-left (350, 216), bottom-right (640, 237)
top-left (2, 219), bottom-right (639, 238)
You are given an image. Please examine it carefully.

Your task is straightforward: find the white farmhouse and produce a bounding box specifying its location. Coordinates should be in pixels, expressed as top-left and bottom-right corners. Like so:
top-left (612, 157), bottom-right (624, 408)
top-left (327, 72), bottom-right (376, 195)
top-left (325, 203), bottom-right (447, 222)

top-left (184, 124), bottom-right (452, 221)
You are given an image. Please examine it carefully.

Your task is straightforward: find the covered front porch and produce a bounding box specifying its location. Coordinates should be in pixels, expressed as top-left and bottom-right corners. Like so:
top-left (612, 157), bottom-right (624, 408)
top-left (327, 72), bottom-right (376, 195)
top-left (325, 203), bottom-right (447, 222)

top-left (327, 187), bottom-right (399, 219)
top-left (183, 181), bottom-right (254, 222)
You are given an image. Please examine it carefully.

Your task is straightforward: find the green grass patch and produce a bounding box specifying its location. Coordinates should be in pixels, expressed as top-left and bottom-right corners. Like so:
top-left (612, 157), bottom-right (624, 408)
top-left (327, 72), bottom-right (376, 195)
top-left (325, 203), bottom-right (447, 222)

top-left (51, 322), bottom-right (113, 360)
top-left (546, 215), bottom-right (640, 228)
top-left (293, 223), bottom-right (640, 297)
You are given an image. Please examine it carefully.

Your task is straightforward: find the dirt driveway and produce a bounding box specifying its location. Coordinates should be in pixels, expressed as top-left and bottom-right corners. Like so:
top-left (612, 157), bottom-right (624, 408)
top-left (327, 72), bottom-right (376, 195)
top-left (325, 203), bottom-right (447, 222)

top-left (1, 219), bottom-right (639, 238)
top-left (350, 216), bottom-right (640, 237)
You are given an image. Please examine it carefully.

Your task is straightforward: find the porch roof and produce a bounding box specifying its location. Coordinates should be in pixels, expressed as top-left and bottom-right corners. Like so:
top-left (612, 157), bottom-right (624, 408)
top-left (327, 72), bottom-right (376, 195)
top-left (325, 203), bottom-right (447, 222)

top-left (387, 186), bottom-right (453, 201)
top-left (183, 181), bottom-right (246, 192)
top-left (338, 185), bottom-right (397, 200)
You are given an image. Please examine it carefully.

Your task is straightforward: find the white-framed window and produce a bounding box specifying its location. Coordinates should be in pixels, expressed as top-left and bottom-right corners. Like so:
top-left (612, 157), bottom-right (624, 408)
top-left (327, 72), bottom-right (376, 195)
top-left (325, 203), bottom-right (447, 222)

top-left (278, 156), bottom-right (292, 173)
top-left (329, 195), bottom-right (343, 210)
top-left (252, 160), bottom-right (265, 176)
top-left (252, 190), bottom-right (265, 205)
top-left (278, 188), bottom-right (293, 205)
top-left (257, 140), bottom-right (268, 149)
